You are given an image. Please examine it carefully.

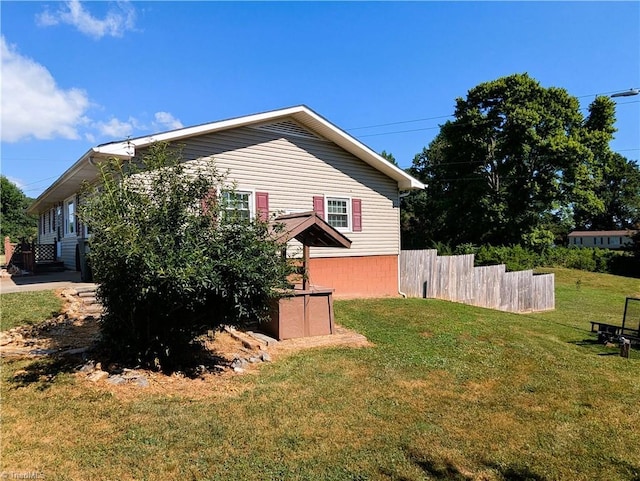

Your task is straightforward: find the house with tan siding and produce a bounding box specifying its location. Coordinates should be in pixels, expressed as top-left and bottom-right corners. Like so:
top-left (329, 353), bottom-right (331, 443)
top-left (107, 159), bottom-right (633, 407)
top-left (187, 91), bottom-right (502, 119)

top-left (28, 106), bottom-right (424, 298)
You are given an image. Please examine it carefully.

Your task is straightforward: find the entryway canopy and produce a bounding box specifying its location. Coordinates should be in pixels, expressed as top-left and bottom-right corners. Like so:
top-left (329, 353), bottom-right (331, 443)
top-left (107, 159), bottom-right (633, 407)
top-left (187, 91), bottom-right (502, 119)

top-left (271, 211), bottom-right (352, 248)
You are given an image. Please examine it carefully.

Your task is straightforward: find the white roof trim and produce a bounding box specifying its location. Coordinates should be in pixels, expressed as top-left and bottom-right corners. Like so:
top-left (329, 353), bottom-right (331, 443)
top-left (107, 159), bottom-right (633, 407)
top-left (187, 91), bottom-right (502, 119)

top-left (29, 105), bottom-right (424, 213)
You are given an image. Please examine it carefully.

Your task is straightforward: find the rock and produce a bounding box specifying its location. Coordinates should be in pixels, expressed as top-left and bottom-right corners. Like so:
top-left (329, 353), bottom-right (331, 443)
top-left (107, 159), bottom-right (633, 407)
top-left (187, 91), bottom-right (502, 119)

top-left (248, 356), bottom-right (261, 364)
top-left (88, 370), bottom-right (109, 382)
top-left (79, 361), bottom-right (95, 373)
top-left (230, 358), bottom-right (248, 369)
top-left (233, 367), bottom-right (245, 373)
top-left (260, 352), bottom-right (272, 363)
top-left (106, 375), bottom-right (127, 385)
top-left (131, 376), bottom-right (149, 387)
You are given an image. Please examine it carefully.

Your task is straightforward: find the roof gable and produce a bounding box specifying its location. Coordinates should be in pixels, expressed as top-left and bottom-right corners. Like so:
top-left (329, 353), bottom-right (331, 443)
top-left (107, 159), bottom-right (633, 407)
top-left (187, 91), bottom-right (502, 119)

top-left (29, 105), bottom-right (424, 213)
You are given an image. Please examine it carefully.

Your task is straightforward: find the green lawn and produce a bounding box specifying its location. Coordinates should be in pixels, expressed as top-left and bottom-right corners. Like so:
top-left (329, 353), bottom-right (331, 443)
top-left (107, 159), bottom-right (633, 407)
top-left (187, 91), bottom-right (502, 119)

top-left (1, 269), bottom-right (639, 480)
top-left (0, 290), bottom-right (63, 331)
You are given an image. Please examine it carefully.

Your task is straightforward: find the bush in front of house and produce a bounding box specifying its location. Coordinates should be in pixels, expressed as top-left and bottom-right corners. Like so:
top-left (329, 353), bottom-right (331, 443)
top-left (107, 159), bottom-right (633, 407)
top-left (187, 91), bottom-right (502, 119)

top-left (80, 143), bottom-right (295, 371)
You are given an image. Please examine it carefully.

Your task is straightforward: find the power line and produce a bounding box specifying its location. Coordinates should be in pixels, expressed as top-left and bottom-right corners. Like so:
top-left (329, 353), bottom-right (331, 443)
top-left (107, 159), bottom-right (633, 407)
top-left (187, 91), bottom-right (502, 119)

top-left (346, 114), bottom-right (453, 131)
top-left (346, 94), bottom-right (639, 133)
top-left (352, 100), bottom-right (640, 139)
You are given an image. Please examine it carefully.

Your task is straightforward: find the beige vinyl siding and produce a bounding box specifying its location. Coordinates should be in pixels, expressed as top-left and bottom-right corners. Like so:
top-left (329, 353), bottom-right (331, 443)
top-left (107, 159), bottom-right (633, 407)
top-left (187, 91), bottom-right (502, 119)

top-left (172, 124), bottom-right (400, 258)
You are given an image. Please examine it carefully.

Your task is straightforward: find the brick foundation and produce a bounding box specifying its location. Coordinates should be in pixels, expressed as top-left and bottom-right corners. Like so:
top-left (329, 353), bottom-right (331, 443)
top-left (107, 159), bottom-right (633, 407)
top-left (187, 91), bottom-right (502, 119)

top-left (307, 255), bottom-right (399, 298)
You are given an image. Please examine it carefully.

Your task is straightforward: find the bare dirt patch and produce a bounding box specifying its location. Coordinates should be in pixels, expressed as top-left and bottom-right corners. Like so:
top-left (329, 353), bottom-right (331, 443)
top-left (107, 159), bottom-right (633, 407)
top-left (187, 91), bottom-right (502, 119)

top-left (2, 288), bottom-right (371, 397)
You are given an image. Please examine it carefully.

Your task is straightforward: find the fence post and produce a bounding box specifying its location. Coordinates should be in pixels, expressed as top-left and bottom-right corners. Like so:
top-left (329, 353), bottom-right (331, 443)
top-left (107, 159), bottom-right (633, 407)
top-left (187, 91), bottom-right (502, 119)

top-left (620, 338), bottom-right (631, 358)
top-left (4, 237), bottom-right (13, 264)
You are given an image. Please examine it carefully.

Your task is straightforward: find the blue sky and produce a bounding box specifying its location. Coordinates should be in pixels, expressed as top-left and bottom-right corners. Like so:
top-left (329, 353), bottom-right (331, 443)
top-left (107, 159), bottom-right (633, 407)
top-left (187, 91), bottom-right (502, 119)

top-left (1, 1), bottom-right (639, 198)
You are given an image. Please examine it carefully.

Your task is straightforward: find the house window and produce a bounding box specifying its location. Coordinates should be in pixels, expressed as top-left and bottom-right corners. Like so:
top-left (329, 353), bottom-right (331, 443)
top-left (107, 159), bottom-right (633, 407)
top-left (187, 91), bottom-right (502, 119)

top-left (327, 198), bottom-right (349, 229)
top-left (65, 199), bottom-right (75, 235)
top-left (313, 195), bottom-right (362, 232)
top-left (222, 191), bottom-right (252, 221)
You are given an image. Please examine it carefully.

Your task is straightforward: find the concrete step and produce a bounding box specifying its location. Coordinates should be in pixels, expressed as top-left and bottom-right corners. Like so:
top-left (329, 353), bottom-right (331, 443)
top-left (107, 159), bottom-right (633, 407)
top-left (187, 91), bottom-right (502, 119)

top-left (77, 289), bottom-right (97, 297)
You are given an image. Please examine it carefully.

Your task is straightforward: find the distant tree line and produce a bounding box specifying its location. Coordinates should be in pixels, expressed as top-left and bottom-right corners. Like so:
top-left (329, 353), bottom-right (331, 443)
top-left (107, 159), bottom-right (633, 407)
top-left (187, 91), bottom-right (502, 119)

top-left (1, 176), bottom-right (37, 251)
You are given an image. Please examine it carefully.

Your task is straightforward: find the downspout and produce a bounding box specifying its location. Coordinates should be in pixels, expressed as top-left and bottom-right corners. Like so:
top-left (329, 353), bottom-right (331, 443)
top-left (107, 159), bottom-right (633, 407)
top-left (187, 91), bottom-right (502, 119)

top-left (398, 190), bottom-right (411, 298)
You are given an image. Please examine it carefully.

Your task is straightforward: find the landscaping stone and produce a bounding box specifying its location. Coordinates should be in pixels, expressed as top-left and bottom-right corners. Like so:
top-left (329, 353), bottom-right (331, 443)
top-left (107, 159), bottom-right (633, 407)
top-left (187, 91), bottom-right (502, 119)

top-left (230, 358), bottom-right (248, 369)
top-left (88, 370), bottom-right (109, 382)
top-left (79, 361), bottom-right (95, 373)
top-left (260, 351), bottom-right (272, 362)
top-left (133, 376), bottom-right (149, 387)
top-left (107, 375), bottom-right (127, 385)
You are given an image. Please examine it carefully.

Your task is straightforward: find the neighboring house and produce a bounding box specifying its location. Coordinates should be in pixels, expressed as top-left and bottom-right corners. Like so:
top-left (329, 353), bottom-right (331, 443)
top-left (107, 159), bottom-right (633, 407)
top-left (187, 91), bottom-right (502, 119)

top-left (567, 230), bottom-right (638, 249)
top-left (28, 105), bottom-right (424, 298)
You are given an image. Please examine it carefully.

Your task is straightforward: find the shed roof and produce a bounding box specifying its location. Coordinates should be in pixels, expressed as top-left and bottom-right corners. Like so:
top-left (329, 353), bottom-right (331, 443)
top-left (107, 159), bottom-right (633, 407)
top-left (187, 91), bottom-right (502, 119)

top-left (568, 230), bottom-right (638, 237)
top-left (272, 212), bottom-right (352, 249)
top-left (28, 105), bottom-right (425, 214)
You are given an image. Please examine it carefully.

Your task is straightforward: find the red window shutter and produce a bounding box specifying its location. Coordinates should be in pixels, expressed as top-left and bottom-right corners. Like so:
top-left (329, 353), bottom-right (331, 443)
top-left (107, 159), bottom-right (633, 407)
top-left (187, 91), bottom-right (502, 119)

top-left (313, 196), bottom-right (325, 219)
top-left (255, 192), bottom-right (269, 221)
top-left (201, 188), bottom-right (218, 217)
top-left (352, 198), bottom-right (362, 232)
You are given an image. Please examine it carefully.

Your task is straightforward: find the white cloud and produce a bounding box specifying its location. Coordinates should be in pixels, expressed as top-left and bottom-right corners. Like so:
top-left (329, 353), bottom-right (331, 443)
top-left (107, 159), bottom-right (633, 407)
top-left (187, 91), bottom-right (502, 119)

top-left (0, 36), bottom-right (90, 143)
top-left (36, 0), bottom-right (136, 39)
top-left (154, 112), bottom-right (184, 131)
top-left (95, 117), bottom-right (135, 138)
top-left (5, 176), bottom-right (26, 190)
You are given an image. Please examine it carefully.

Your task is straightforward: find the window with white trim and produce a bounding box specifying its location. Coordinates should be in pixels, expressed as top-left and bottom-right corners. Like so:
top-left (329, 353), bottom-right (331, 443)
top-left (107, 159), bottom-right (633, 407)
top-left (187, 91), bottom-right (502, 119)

top-left (326, 197), bottom-right (349, 230)
top-left (222, 191), bottom-right (252, 221)
top-left (65, 198), bottom-right (75, 236)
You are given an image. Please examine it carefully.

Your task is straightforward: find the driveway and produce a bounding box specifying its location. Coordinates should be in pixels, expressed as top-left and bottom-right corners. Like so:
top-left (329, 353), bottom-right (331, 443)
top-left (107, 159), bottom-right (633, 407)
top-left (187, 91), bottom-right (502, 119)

top-left (0, 270), bottom-right (97, 294)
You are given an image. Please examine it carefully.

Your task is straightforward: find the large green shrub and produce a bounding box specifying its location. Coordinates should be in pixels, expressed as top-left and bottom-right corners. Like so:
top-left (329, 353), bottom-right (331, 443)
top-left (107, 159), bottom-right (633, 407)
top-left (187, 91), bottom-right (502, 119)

top-left (80, 143), bottom-right (295, 370)
top-left (470, 243), bottom-right (632, 275)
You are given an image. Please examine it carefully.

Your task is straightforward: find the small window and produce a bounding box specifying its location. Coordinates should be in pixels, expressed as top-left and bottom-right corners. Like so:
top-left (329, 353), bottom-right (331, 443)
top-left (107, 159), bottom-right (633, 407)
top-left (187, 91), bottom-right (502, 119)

top-left (222, 191), bottom-right (252, 221)
top-left (65, 199), bottom-right (75, 235)
top-left (327, 198), bottom-right (349, 229)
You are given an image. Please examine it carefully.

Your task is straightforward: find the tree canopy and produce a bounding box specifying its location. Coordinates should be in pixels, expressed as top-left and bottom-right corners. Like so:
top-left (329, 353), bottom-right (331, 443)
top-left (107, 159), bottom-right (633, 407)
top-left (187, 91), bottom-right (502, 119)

top-left (404, 73), bottom-right (640, 249)
top-left (1, 175), bottom-right (37, 245)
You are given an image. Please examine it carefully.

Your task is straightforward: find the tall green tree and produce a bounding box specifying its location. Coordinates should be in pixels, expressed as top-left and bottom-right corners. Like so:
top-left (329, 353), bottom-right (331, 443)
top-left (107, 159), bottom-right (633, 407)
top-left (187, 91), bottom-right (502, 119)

top-left (408, 73), bottom-right (585, 247)
top-left (568, 96), bottom-right (640, 229)
top-left (0, 175), bottom-right (37, 246)
top-left (380, 150), bottom-right (399, 166)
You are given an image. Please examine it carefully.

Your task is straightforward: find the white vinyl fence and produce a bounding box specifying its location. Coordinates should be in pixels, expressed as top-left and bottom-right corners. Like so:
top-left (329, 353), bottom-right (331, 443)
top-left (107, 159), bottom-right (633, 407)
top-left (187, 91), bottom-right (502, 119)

top-left (399, 250), bottom-right (554, 313)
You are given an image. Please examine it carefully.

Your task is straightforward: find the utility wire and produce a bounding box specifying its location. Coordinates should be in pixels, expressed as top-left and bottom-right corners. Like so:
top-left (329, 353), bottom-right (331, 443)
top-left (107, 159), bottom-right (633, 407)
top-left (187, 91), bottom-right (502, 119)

top-left (352, 101), bottom-right (640, 139)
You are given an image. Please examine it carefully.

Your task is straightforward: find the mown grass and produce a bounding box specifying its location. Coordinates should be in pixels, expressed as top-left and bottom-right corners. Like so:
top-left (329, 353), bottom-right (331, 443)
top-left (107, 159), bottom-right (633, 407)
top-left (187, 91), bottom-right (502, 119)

top-left (1, 269), bottom-right (639, 480)
top-left (0, 290), bottom-right (63, 331)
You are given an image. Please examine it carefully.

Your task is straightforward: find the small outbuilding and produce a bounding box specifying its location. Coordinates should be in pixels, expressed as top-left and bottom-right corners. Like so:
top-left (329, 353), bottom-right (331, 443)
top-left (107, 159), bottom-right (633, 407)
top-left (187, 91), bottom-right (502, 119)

top-left (266, 212), bottom-right (351, 340)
